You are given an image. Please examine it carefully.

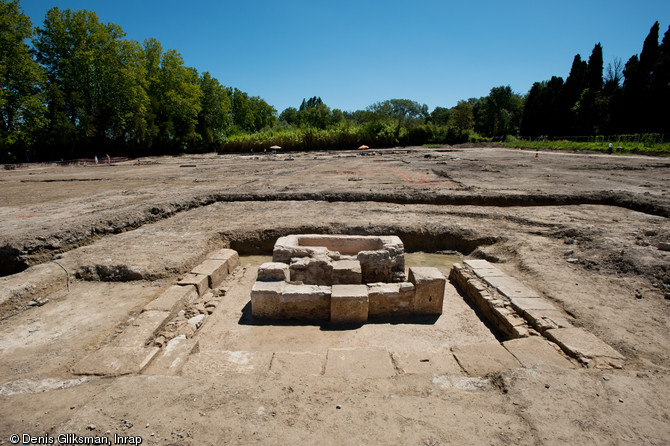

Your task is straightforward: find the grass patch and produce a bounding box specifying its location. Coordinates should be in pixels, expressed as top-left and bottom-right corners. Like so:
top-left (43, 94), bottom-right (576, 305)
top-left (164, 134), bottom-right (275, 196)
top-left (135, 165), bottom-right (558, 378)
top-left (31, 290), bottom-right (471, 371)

top-left (503, 137), bottom-right (670, 156)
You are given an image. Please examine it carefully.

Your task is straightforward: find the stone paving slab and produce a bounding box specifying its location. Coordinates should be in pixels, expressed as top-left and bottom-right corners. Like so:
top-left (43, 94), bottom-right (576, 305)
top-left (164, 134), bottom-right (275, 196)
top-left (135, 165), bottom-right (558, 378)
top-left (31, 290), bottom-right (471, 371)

top-left (503, 337), bottom-right (574, 369)
top-left (178, 273), bottom-right (209, 296)
top-left (110, 310), bottom-right (170, 349)
top-left (72, 346), bottom-right (159, 376)
top-left (510, 297), bottom-right (558, 314)
top-left (142, 335), bottom-right (198, 376)
top-left (270, 351), bottom-right (325, 375)
top-left (191, 259), bottom-right (228, 288)
top-left (181, 350), bottom-right (273, 375)
top-left (544, 327), bottom-right (624, 368)
top-left (324, 348), bottom-right (396, 378)
top-left (209, 249), bottom-right (240, 273)
top-left (451, 343), bottom-right (521, 376)
top-left (144, 284), bottom-right (197, 314)
top-left (524, 308), bottom-right (574, 333)
top-left (463, 259), bottom-right (494, 269)
top-left (483, 276), bottom-right (540, 299)
top-left (472, 267), bottom-right (507, 278)
top-left (391, 350), bottom-right (463, 375)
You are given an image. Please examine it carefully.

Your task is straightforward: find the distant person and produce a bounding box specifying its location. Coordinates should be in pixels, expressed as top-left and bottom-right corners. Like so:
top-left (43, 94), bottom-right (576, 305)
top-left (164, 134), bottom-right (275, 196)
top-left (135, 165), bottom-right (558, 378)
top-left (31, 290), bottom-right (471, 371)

top-left (94, 155), bottom-right (98, 164)
top-left (608, 142), bottom-right (613, 154)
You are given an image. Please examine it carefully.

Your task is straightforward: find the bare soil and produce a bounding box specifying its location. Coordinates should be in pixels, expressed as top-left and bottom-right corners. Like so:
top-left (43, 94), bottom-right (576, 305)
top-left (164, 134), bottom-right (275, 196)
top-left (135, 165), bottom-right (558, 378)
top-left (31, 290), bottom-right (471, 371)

top-left (1, 146), bottom-right (669, 445)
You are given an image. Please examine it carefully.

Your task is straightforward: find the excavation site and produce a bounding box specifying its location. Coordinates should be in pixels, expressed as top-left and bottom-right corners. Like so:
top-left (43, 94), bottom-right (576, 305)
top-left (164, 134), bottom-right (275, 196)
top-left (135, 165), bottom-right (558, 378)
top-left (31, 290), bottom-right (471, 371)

top-left (1, 146), bottom-right (669, 445)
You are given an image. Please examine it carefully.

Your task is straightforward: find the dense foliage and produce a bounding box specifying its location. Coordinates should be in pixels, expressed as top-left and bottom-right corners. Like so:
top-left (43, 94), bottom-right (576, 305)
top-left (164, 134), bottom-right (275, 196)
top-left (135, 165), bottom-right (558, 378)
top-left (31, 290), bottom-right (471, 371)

top-left (521, 23), bottom-right (670, 137)
top-left (1, 1), bottom-right (275, 161)
top-left (0, 0), bottom-right (668, 160)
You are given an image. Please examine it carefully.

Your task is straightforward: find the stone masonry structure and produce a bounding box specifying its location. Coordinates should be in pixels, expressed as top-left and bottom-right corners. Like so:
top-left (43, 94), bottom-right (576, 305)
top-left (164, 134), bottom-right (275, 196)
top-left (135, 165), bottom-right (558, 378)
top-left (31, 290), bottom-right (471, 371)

top-left (251, 235), bottom-right (445, 323)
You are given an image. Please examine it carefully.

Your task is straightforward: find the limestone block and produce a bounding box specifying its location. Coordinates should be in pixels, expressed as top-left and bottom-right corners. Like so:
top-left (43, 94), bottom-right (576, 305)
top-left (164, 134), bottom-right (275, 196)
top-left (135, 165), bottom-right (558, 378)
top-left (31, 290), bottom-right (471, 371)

top-left (182, 350), bottom-right (273, 375)
top-left (191, 259), bottom-right (228, 288)
top-left (524, 308), bottom-right (574, 333)
top-left (142, 335), bottom-right (198, 376)
top-left (391, 350), bottom-right (463, 375)
top-left (250, 281), bottom-right (285, 318)
top-left (503, 337), bottom-right (574, 369)
top-left (73, 346), bottom-right (159, 376)
top-left (483, 276), bottom-right (539, 299)
top-left (463, 259), bottom-right (494, 269)
top-left (178, 273), bottom-right (209, 296)
top-left (324, 348), bottom-right (395, 378)
top-left (451, 343), bottom-right (521, 376)
top-left (270, 351), bottom-right (325, 375)
top-left (144, 285), bottom-right (197, 315)
top-left (289, 256), bottom-right (333, 285)
top-left (257, 262), bottom-right (290, 281)
top-left (367, 282), bottom-right (415, 317)
top-left (509, 297), bottom-right (557, 315)
top-left (408, 267), bottom-right (445, 315)
top-left (251, 281), bottom-right (330, 319)
top-left (209, 248), bottom-right (240, 273)
top-left (330, 284), bottom-right (369, 324)
top-left (332, 260), bottom-right (362, 284)
top-left (544, 327), bottom-right (624, 368)
top-left (111, 310), bottom-right (170, 348)
top-left (358, 250), bottom-right (392, 283)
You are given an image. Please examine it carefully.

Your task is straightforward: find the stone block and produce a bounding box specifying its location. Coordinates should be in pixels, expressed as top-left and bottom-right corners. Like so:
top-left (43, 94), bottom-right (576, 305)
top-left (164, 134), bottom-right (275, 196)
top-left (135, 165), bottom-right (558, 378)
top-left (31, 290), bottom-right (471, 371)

top-left (191, 259), bottom-right (228, 288)
top-left (463, 259), bottom-right (494, 269)
top-left (182, 350), bottom-right (273, 375)
top-left (111, 310), bottom-right (170, 348)
top-left (358, 250), bottom-right (392, 283)
top-left (503, 337), bottom-right (574, 369)
top-left (332, 260), bottom-right (362, 284)
top-left (330, 284), bottom-right (369, 324)
top-left (289, 256), bottom-right (333, 285)
top-left (324, 348), bottom-right (395, 378)
top-left (509, 297), bottom-right (557, 315)
top-left (408, 267), bottom-right (445, 314)
top-left (178, 273), bottom-right (209, 296)
top-left (367, 282), bottom-right (415, 317)
top-left (483, 275), bottom-right (539, 299)
top-left (72, 346), bottom-right (160, 376)
top-left (144, 285), bottom-right (196, 315)
top-left (209, 248), bottom-right (240, 273)
top-left (270, 351), bottom-right (325, 375)
top-left (142, 335), bottom-right (198, 376)
top-left (544, 327), bottom-right (624, 368)
top-left (257, 262), bottom-right (290, 281)
top-left (451, 343), bottom-right (521, 376)
top-left (524, 308), bottom-right (574, 333)
top-left (391, 350), bottom-right (463, 375)
top-left (250, 281), bottom-right (330, 319)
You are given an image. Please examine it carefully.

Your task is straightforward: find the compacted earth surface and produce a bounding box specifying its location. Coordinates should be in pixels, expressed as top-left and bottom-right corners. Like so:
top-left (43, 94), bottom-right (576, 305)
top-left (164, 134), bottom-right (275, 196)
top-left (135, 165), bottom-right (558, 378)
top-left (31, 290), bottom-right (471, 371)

top-left (0, 146), bottom-right (669, 445)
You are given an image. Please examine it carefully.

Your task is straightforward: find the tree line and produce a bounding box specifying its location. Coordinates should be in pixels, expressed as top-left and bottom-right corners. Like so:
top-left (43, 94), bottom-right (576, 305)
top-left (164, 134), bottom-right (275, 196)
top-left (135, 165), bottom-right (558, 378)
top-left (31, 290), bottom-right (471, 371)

top-left (522, 22), bottom-right (670, 137)
top-left (1, 1), bottom-right (276, 161)
top-left (1, 0), bottom-right (668, 160)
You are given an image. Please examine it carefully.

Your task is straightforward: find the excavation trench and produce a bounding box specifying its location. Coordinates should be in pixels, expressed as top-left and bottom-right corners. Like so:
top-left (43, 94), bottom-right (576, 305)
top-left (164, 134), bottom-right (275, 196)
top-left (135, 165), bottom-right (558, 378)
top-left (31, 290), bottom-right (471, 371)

top-left (2, 187), bottom-right (667, 278)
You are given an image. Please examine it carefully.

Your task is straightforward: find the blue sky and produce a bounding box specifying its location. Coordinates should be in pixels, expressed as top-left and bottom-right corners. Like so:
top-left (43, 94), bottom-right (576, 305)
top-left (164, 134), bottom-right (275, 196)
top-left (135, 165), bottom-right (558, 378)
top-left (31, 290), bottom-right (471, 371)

top-left (21, 0), bottom-right (669, 113)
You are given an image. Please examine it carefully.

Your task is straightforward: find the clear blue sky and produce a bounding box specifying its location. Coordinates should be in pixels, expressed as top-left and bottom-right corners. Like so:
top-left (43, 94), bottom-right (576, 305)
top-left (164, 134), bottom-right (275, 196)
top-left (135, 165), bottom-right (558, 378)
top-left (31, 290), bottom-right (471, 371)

top-left (21, 0), bottom-right (670, 114)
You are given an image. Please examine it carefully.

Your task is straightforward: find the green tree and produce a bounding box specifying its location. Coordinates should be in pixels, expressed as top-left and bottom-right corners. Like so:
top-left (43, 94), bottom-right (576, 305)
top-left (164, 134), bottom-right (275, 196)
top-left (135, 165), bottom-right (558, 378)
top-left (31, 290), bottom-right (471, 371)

top-left (196, 72), bottom-right (232, 148)
top-left (477, 86), bottom-right (523, 138)
top-left (430, 106), bottom-right (451, 126)
top-left (34, 7), bottom-right (148, 157)
top-left (141, 39), bottom-right (202, 152)
top-left (0, 0), bottom-right (45, 159)
top-left (367, 99), bottom-right (428, 138)
top-left (451, 100), bottom-right (474, 134)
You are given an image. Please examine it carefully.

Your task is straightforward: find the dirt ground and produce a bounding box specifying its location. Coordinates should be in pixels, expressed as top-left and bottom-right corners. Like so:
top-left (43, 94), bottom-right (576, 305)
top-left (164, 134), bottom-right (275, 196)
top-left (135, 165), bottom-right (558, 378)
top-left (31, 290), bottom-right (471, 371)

top-left (0, 146), bottom-right (669, 445)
